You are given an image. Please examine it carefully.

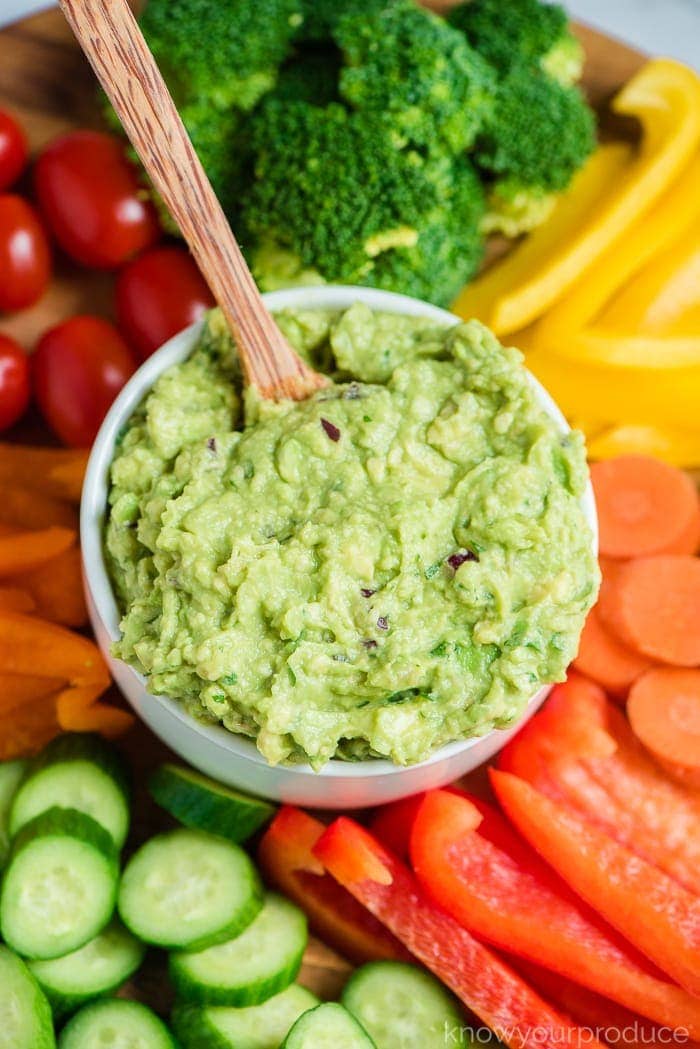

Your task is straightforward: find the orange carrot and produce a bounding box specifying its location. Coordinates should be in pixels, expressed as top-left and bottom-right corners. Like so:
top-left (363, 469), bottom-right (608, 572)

top-left (0, 528), bottom-right (76, 578)
top-left (598, 555), bottom-right (700, 666)
top-left (0, 587), bottom-right (35, 614)
top-left (573, 605), bottom-right (655, 697)
top-left (0, 485), bottom-right (78, 531)
top-left (0, 672), bottom-right (65, 715)
top-left (0, 444), bottom-right (88, 504)
top-left (58, 699), bottom-right (135, 738)
top-left (591, 456), bottom-right (700, 559)
top-left (0, 691), bottom-right (63, 760)
top-left (657, 507), bottom-right (700, 555)
top-left (628, 668), bottom-right (700, 789)
top-left (0, 612), bottom-right (110, 687)
top-left (18, 546), bottom-right (87, 627)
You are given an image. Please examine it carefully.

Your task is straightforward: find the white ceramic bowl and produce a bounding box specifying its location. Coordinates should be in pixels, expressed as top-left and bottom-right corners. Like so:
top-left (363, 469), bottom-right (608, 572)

top-left (82, 285), bottom-right (597, 809)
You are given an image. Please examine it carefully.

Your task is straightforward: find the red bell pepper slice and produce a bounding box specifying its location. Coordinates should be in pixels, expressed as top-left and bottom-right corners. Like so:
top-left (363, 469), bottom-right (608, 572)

top-left (410, 789), bottom-right (700, 1037)
top-left (313, 816), bottom-right (606, 1049)
top-left (257, 805), bottom-right (410, 965)
top-left (499, 673), bottom-right (700, 895)
top-left (491, 770), bottom-right (700, 998)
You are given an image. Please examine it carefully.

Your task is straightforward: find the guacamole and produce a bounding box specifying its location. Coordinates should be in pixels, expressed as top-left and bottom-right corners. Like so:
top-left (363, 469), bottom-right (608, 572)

top-left (106, 304), bottom-right (598, 769)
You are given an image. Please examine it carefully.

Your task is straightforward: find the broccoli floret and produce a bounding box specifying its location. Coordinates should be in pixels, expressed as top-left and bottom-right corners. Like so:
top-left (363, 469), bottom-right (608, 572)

top-left (272, 44), bottom-right (342, 106)
top-left (476, 64), bottom-right (595, 203)
top-left (242, 100), bottom-right (434, 285)
top-left (335, 0), bottom-right (496, 154)
top-left (296, 0), bottom-right (389, 43)
top-left (448, 0), bottom-right (584, 85)
top-left (139, 0), bottom-right (303, 111)
top-left (481, 179), bottom-right (557, 238)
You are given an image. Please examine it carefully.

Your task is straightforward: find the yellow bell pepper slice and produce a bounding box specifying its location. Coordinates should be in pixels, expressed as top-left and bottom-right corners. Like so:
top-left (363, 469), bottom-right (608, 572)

top-left (454, 59), bottom-right (700, 336)
top-left (587, 424), bottom-right (700, 468)
top-left (598, 217), bottom-right (700, 335)
top-left (540, 328), bottom-right (700, 368)
top-left (534, 154), bottom-right (700, 342)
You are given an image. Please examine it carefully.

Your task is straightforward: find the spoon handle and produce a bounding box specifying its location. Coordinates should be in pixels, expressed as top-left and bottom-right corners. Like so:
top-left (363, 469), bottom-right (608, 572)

top-left (59, 0), bottom-right (326, 401)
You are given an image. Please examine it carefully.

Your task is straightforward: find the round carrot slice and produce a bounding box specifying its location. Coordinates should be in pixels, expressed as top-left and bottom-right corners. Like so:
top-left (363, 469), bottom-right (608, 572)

top-left (600, 555), bottom-right (700, 667)
top-left (628, 668), bottom-right (700, 787)
top-left (574, 605), bottom-right (655, 697)
top-left (591, 456), bottom-right (699, 559)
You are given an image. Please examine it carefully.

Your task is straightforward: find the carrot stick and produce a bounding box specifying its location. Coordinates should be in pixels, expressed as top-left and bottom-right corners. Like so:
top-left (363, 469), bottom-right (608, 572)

top-left (0, 672), bottom-right (65, 715)
top-left (591, 456), bottom-right (700, 559)
top-left (628, 668), bottom-right (700, 789)
top-left (0, 485), bottom-right (78, 531)
top-left (58, 699), bottom-right (135, 738)
top-left (0, 587), bottom-right (35, 614)
top-left (598, 555), bottom-right (700, 666)
top-left (0, 444), bottom-right (88, 504)
top-left (0, 528), bottom-right (76, 578)
top-left (0, 691), bottom-right (63, 760)
top-left (573, 605), bottom-right (655, 696)
top-left (491, 770), bottom-right (700, 998)
top-left (0, 612), bottom-right (110, 686)
top-left (17, 546), bottom-right (87, 627)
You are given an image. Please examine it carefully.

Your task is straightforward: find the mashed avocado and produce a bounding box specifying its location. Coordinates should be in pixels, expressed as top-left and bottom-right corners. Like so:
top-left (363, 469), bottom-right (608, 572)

top-left (106, 304), bottom-right (598, 769)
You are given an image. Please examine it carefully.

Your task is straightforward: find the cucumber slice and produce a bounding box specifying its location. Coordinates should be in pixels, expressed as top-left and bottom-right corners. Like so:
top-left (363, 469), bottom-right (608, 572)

top-left (170, 892), bottom-right (307, 1007)
top-left (0, 806), bottom-right (119, 960)
top-left (58, 999), bottom-right (176, 1049)
top-left (0, 759), bottom-right (27, 867)
top-left (172, 985), bottom-right (320, 1049)
top-left (283, 1003), bottom-right (376, 1048)
top-left (10, 734), bottom-right (130, 849)
top-left (0, 945), bottom-right (55, 1049)
top-left (342, 961), bottom-right (463, 1049)
top-left (29, 919), bottom-right (145, 1021)
top-left (149, 763), bottom-right (275, 843)
top-left (118, 827), bottom-right (262, 950)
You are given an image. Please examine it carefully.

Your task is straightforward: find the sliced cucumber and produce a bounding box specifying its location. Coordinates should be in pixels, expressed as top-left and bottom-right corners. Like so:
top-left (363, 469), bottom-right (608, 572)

top-left (342, 961), bottom-right (463, 1049)
top-left (283, 1003), bottom-right (376, 1048)
top-left (58, 998), bottom-right (176, 1049)
top-left (29, 919), bottom-right (145, 1021)
top-left (0, 759), bottom-right (27, 867)
top-left (173, 984), bottom-right (320, 1049)
top-left (170, 892), bottom-right (307, 1007)
top-left (0, 945), bottom-right (55, 1049)
top-left (0, 806), bottom-right (118, 960)
top-left (118, 827), bottom-right (262, 950)
top-left (149, 763), bottom-right (275, 843)
top-left (10, 734), bottom-right (130, 849)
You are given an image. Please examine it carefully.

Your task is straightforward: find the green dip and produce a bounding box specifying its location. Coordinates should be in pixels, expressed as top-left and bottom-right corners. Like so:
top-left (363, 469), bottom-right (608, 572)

top-left (106, 304), bottom-right (598, 769)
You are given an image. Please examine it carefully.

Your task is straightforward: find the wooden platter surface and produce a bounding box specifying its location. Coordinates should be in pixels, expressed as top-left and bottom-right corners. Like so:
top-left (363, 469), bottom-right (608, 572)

top-left (0, 3), bottom-right (646, 1010)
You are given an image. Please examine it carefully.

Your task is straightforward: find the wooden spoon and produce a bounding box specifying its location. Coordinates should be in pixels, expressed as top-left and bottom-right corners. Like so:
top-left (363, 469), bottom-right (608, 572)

top-left (59, 0), bottom-right (327, 402)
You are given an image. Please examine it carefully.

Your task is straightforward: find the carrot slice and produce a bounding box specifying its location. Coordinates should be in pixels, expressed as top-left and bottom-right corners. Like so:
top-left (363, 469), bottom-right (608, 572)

top-left (591, 456), bottom-right (700, 559)
top-left (0, 444), bottom-right (88, 504)
top-left (657, 507), bottom-right (700, 555)
top-left (58, 699), bottom-right (135, 738)
top-left (18, 546), bottom-right (87, 627)
top-left (0, 485), bottom-right (78, 531)
top-left (0, 527), bottom-right (76, 578)
top-left (598, 555), bottom-right (700, 666)
top-left (628, 668), bottom-right (700, 789)
top-left (573, 605), bottom-right (655, 696)
top-left (0, 587), bottom-right (35, 614)
top-left (0, 611), bottom-right (109, 686)
top-left (0, 672), bottom-right (65, 715)
top-left (0, 691), bottom-right (63, 760)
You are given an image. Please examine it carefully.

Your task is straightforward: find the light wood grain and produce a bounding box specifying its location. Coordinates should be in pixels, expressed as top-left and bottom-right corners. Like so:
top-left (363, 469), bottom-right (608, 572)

top-left (0, 3), bottom-right (646, 1012)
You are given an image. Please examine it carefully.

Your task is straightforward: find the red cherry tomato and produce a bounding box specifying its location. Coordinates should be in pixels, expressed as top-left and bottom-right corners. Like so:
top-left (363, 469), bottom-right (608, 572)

top-left (33, 316), bottom-right (137, 447)
top-left (0, 110), bottom-right (28, 191)
top-left (0, 194), bottom-right (51, 312)
top-left (116, 246), bottom-right (215, 360)
top-left (34, 131), bottom-right (160, 269)
top-left (0, 333), bottom-right (30, 432)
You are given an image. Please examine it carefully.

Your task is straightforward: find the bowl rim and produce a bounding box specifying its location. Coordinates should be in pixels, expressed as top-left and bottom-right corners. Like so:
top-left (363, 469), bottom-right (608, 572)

top-left (81, 284), bottom-right (598, 780)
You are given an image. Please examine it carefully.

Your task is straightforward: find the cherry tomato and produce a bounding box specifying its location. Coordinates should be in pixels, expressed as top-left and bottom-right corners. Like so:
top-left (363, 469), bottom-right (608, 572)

top-left (116, 246), bottom-right (215, 360)
top-left (0, 333), bottom-right (30, 432)
top-left (0, 110), bottom-right (28, 191)
top-left (0, 194), bottom-right (51, 312)
top-left (33, 316), bottom-right (137, 447)
top-left (34, 131), bottom-right (160, 269)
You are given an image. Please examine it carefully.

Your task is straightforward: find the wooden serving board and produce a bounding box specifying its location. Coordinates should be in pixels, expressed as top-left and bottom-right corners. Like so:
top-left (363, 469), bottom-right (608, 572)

top-left (0, 4), bottom-right (646, 1012)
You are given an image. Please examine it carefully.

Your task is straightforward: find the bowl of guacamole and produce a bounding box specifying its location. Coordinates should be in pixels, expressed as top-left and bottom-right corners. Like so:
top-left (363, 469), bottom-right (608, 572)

top-left (82, 285), bottom-right (598, 807)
